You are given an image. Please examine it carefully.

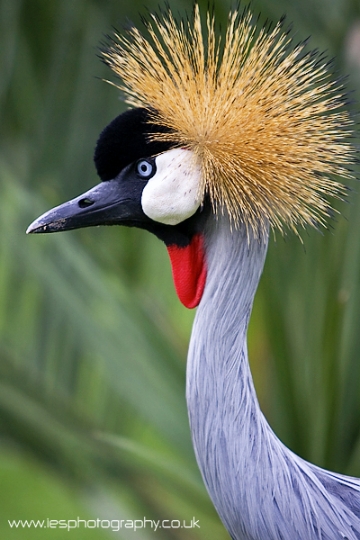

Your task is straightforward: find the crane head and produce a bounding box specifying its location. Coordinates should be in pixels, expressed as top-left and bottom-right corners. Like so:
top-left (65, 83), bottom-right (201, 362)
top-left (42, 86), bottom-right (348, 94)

top-left (27, 4), bottom-right (356, 305)
top-left (27, 107), bottom-right (210, 308)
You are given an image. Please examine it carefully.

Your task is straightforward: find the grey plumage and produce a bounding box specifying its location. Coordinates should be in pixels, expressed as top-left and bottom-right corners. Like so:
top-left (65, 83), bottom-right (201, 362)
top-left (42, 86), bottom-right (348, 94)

top-left (187, 213), bottom-right (360, 539)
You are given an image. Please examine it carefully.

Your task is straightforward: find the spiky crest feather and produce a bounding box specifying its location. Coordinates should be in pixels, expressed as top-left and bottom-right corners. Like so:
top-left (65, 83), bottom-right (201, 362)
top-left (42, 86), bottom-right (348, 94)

top-left (102, 4), bottom-right (355, 236)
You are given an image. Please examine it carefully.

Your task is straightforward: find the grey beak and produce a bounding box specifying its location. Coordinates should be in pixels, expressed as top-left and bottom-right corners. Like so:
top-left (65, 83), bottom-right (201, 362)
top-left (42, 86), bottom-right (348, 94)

top-left (26, 180), bottom-right (134, 234)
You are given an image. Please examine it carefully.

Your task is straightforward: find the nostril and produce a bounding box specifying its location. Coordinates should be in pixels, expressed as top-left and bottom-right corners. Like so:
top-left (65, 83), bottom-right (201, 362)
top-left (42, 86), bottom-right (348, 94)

top-left (78, 198), bottom-right (95, 208)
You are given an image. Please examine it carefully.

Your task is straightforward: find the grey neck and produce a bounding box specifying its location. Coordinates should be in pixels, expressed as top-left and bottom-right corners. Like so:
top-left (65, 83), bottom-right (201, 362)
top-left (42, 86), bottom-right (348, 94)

top-left (186, 214), bottom-right (269, 537)
top-left (186, 214), bottom-right (360, 540)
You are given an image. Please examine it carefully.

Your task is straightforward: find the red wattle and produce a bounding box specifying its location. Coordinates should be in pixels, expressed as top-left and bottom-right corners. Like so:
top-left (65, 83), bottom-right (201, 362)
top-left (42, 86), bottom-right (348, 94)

top-left (166, 234), bottom-right (207, 309)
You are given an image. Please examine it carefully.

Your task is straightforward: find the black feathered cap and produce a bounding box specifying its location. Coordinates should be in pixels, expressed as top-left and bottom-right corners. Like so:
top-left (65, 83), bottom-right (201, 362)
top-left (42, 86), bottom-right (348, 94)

top-left (94, 107), bottom-right (176, 181)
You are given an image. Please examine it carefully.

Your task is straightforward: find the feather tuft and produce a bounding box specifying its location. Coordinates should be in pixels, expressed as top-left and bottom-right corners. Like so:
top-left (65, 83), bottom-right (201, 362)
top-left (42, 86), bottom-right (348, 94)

top-left (102, 4), bottom-right (355, 237)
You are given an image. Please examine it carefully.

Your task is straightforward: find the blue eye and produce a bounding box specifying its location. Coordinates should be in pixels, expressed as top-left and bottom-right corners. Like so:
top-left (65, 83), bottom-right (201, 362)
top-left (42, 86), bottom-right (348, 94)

top-left (136, 159), bottom-right (156, 179)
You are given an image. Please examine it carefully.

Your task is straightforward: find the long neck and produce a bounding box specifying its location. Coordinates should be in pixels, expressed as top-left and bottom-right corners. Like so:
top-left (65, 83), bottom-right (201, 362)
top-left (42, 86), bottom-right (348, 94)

top-left (187, 215), bottom-right (268, 421)
top-left (186, 214), bottom-right (269, 536)
top-left (186, 215), bottom-right (360, 540)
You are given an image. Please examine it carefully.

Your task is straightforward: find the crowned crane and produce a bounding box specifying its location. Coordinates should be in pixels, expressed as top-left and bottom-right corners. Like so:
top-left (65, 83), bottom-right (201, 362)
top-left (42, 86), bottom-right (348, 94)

top-left (27, 5), bottom-right (360, 539)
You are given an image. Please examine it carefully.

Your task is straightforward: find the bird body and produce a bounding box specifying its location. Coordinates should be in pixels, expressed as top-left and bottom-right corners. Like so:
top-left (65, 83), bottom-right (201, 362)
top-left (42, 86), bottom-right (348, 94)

top-left (27, 5), bottom-right (359, 539)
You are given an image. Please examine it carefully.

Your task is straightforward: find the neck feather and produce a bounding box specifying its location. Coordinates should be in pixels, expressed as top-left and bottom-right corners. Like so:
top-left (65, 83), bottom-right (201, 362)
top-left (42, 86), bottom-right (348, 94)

top-left (186, 215), bottom-right (269, 533)
top-left (186, 214), bottom-right (360, 540)
top-left (187, 214), bottom-right (269, 421)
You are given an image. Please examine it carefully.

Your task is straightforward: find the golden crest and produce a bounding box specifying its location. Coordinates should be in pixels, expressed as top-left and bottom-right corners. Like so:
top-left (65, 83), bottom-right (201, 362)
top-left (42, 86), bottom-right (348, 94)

top-left (103, 5), bottom-right (355, 236)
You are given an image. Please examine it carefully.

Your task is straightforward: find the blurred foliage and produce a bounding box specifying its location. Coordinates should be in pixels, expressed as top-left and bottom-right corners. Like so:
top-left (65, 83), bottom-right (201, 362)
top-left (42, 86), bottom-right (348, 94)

top-left (1, 0), bottom-right (360, 538)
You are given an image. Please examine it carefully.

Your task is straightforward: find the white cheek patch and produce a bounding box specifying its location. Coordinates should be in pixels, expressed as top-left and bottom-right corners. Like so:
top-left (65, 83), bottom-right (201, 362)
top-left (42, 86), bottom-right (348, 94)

top-left (141, 148), bottom-right (203, 226)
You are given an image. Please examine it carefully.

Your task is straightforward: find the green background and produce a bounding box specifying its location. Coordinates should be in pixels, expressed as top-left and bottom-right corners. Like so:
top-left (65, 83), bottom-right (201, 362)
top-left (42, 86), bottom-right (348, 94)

top-left (1, 0), bottom-right (360, 538)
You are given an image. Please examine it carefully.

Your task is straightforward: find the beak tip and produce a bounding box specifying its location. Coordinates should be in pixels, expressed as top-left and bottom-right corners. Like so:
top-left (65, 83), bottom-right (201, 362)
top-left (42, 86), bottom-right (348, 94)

top-left (26, 216), bottom-right (52, 234)
top-left (26, 222), bottom-right (38, 234)
top-left (26, 223), bottom-right (37, 234)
